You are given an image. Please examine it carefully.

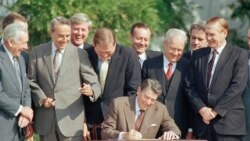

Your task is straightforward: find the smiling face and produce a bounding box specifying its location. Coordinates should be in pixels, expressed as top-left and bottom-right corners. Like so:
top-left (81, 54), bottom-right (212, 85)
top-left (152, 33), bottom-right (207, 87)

top-left (71, 23), bottom-right (90, 47)
top-left (7, 31), bottom-right (29, 57)
top-left (205, 22), bottom-right (227, 49)
top-left (130, 27), bottom-right (151, 55)
top-left (163, 37), bottom-right (185, 63)
top-left (50, 23), bottom-right (71, 50)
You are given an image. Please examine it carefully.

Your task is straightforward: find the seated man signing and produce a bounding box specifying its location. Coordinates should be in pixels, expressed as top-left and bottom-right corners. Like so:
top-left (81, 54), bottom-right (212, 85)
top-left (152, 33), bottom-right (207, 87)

top-left (101, 79), bottom-right (181, 140)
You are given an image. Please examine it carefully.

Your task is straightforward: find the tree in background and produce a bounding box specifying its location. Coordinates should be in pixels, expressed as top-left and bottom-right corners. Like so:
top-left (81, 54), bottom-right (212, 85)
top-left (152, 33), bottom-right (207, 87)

top-left (10, 0), bottom-right (192, 48)
top-left (228, 0), bottom-right (250, 48)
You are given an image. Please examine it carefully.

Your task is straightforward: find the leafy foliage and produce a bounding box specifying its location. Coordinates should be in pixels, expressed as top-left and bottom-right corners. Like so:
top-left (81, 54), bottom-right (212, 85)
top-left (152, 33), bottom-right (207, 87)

top-left (10, 0), bottom-right (192, 48)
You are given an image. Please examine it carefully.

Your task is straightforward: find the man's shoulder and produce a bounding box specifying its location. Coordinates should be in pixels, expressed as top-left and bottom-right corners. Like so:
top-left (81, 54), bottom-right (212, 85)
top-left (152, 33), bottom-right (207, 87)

top-left (146, 49), bottom-right (162, 58)
top-left (32, 42), bottom-right (51, 52)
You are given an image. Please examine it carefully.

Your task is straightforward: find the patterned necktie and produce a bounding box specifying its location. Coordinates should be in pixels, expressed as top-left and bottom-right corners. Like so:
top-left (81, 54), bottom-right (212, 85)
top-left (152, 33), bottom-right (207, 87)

top-left (53, 49), bottom-right (61, 79)
top-left (166, 63), bottom-right (173, 80)
top-left (13, 57), bottom-right (22, 91)
top-left (135, 110), bottom-right (145, 131)
top-left (99, 60), bottom-right (109, 92)
top-left (207, 49), bottom-right (217, 88)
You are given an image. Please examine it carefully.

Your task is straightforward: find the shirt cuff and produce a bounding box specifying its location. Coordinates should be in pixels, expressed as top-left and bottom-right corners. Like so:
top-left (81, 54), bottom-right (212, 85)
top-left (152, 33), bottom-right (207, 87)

top-left (15, 105), bottom-right (23, 116)
top-left (118, 132), bottom-right (125, 140)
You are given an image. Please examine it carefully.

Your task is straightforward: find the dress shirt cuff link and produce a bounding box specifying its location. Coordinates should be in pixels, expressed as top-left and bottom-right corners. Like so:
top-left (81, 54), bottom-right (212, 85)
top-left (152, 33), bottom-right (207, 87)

top-left (118, 132), bottom-right (126, 140)
top-left (15, 105), bottom-right (23, 116)
top-left (89, 94), bottom-right (95, 101)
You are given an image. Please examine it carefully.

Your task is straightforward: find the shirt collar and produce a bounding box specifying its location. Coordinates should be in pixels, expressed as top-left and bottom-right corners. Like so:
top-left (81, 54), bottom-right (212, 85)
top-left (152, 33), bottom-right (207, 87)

top-left (135, 96), bottom-right (140, 113)
top-left (3, 44), bottom-right (14, 60)
top-left (138, 52), bottom-right (147, 61)
top-left (211, 41), bottom-right (226, 55)
top-left (163, 55), bottom-right (177, 69)
top-left (52, 42), bottom-right (65, 54)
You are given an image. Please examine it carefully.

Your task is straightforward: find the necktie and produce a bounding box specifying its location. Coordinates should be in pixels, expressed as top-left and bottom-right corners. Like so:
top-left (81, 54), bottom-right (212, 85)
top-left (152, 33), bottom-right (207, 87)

top-left (166, 63), bottom-right (173, 80)
top-left (99, 60), bottom-right (109, 92)
top-left (207, 49), bottom-right (217, 88)
top-left (13, 57), bottom-right (22, 91)
top-left (53, 49), bottom-right (61, 79)
top-left (135, 110), bottom-right (145, 131)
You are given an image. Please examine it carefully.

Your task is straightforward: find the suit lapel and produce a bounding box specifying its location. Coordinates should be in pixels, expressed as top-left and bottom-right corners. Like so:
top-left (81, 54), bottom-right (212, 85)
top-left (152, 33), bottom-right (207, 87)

top-left (154, 55), bottom-right (166, 95)
top-left (140, 103), bottom-right (157, 134)
top-left (167, 59), bottom-right (183, 98)
top-left (210, 44), bottom-right (230, 87)
top-left (124, 96), bottom-right (136, 130)
top-left (202, 48), bottom-right (211, 89)
top-left (42, 43), bottom-right (54, 83)
top-left (103, 45), bottom-right (120, 93)
top-left (56, 44), bottom-right (73, 83)
top-left (0, 46), bottom-right (21, 92)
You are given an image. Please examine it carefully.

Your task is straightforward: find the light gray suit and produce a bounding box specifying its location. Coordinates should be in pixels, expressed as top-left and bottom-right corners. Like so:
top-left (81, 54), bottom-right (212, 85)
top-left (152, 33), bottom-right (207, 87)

top-left (28, 42), bottom-right (101, 137)
top-left (0, 45), bottom-right (31, 141)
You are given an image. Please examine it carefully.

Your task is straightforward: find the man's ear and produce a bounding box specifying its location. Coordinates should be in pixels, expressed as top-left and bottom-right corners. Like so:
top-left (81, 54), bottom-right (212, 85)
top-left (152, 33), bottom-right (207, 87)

top-left (136, 86), bottom-right (141, 96)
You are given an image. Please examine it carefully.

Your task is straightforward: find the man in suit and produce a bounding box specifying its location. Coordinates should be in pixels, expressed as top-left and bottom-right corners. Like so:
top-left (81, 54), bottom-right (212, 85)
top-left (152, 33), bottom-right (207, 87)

top-left (242, 27), bottom-right (250, 141)
top-left (130, 22), bottom-right (161, 67)
top-left (0, 23), bottom-right (33, 141)
top-left (84, 27), bottom-right (141, 139)
top-left (28, 16), bottom-right (101, 141)
top-left (186, 17), bottom-right (248, 141)
top-left (1, 12), bottom-right (30, 73)
top-left (183, 22), bottom-right (208, 60)
top-left (70, 13), bottom-right (92, 49)
top-left (142, 28), bottom-right (190, 138)
top-left (101, 79), bottom-right (180, 140)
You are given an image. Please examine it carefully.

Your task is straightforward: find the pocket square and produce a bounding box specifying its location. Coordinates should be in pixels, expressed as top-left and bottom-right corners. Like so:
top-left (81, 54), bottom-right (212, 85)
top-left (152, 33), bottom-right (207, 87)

top-left (149, 123), bottom-right (157, 127)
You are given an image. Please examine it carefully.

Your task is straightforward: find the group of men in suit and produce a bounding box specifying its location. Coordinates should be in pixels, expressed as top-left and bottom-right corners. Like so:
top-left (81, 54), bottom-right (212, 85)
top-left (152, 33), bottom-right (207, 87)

top-left (1, 11), bottom-right (250, 141)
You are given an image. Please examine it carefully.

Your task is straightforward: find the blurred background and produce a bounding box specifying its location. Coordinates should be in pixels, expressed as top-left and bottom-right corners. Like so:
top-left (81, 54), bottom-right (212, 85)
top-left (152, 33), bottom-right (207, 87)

top-left (0, 0), bottom-right (249, 50)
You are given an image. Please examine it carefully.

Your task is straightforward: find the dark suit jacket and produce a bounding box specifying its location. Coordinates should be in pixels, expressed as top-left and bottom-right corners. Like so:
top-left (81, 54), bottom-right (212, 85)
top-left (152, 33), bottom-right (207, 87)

top-left (0, 45), bottom-right (31, 141)
top-left (83, 42), bottom-right (92, 49)
top-left (243, 51), bottom-right (250, 141)
top-left (141, 54), bottom-right (190, 138)
top-left (101, 95), bottom-right (181, 139)
top-left (145, 50), bottom-right (162, 59)
top-left (28, 42), bottom-right (101, 136)
top-left (186, 45), bottom-right (248, 136)
top-left (182, 51), bottom-right (192, 60)
top-left (84, 44), bottom-right (141, 124)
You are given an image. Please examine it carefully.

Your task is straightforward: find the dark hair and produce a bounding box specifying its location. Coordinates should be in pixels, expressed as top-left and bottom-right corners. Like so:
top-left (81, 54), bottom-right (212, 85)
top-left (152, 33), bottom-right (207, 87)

top-left (189, 21), bottom-right (206, 35)
top-left (130, 22), bottom-right (151, 36)
top-left (2, 12), bottom-right (27, 30)
top-left (93, 27), bottom-right (116, 46)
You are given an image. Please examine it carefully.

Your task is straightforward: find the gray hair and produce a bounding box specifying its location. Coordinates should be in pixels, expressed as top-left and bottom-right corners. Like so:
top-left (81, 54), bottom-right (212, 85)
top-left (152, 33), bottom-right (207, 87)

top-left (165, 28), bottom-right (187, 44)
top-left (189, 21), bottom-right (206, 34)
top-left (50, 16), bottom-right (70, 32)
top-left (70, 13), bottom-right (92, 30)
top-left (141, 79), bottom-right (162, 95)
top-left (3, 23), bottom-right (28, 43)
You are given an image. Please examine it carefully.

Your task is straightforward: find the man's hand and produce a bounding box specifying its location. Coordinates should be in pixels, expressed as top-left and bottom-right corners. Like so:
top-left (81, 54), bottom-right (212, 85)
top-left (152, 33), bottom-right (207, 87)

top-left (20, 106), bottom-right (33, 122)
top-left (18, 115), bottom-right (30, 128)
top-left (41, 98), bottom-right (55, 108)
top-left (199, 107), bottom-right (216, 124)
top-left (159, 131), bottom-right (180, 140)
top-left (79, 83), bottom-right (93, 96)
top-left (25, 123), bottom-right (34, 139)
top-left (83, 123), bottom-right (91, 140)
top-left (123, 129), bottom-right (142, 140)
